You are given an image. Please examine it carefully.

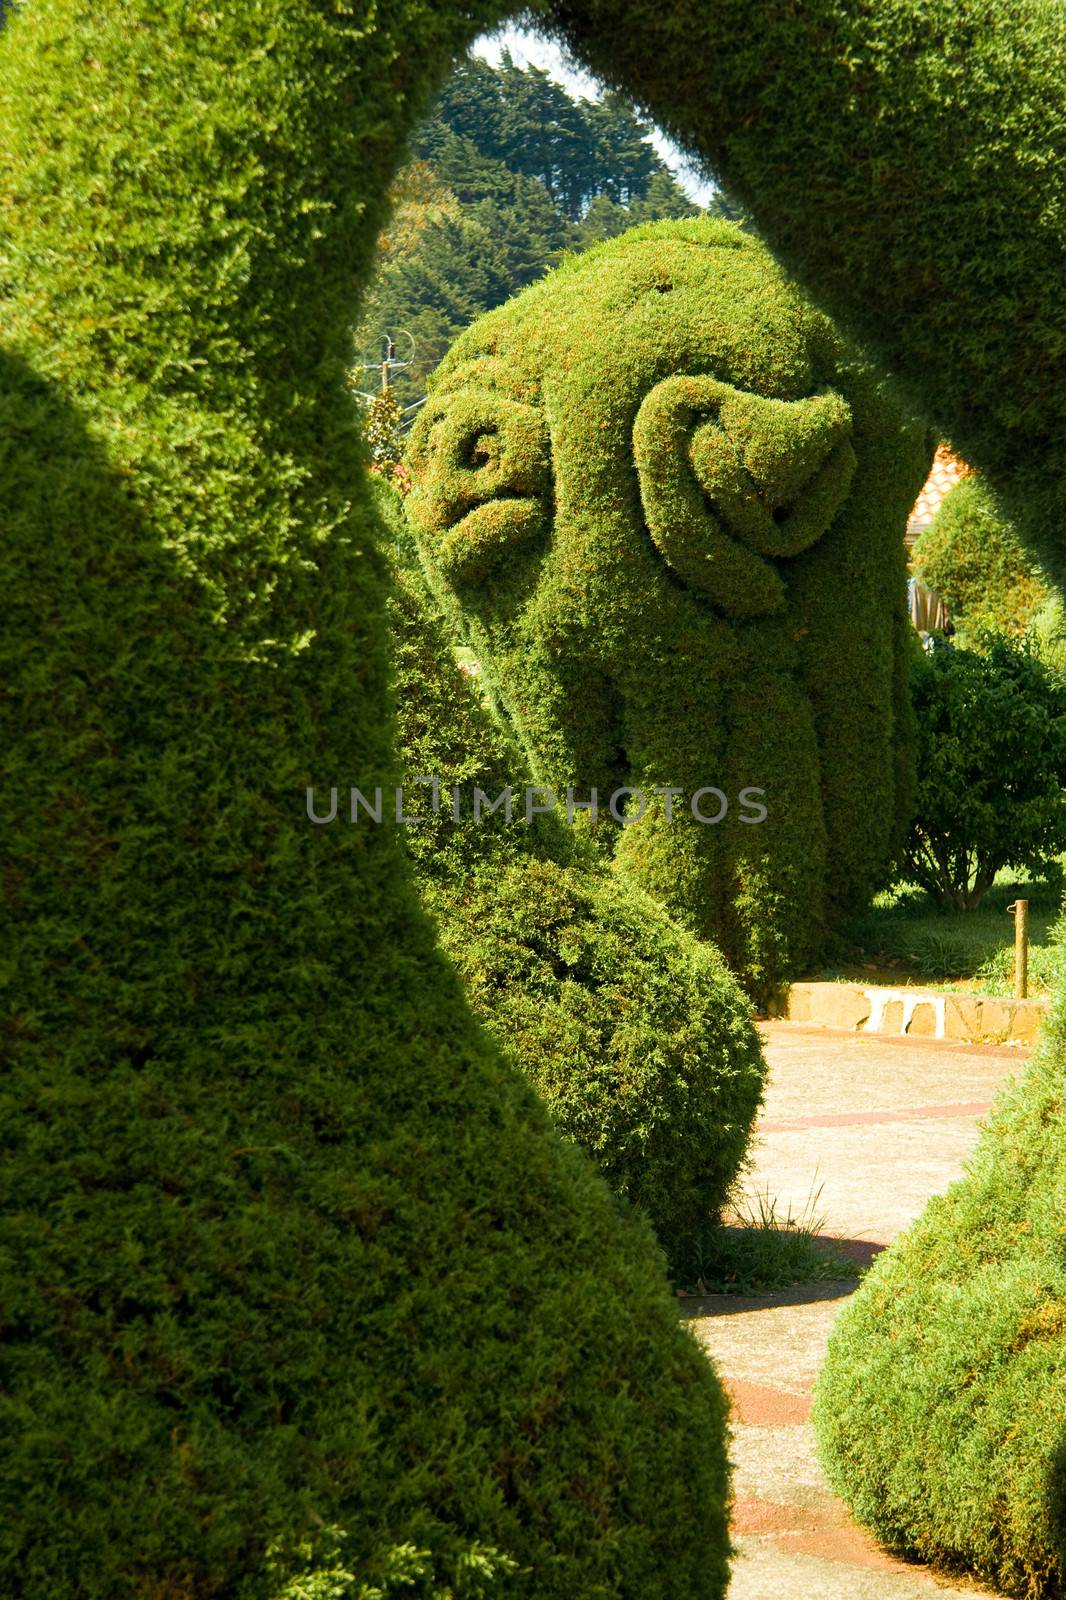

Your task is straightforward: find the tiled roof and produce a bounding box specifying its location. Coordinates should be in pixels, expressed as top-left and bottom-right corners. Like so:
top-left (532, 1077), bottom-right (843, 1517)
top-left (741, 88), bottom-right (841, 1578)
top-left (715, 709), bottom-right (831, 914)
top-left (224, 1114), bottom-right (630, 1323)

top-left (907, 445), bottom-right (971, 537)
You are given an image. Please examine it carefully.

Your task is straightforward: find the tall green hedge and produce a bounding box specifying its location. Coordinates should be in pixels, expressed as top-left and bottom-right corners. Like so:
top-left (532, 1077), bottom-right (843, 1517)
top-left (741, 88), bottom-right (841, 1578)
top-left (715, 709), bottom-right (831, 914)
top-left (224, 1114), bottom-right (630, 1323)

top-left (4, 0), bottom-right (1066, 1594)
top-left (406, 219), bottom-right (931, 993)
top-left (384, 501), bottom-right (765, 1254)
top-left (0, 5), bottom-right (732, 1596)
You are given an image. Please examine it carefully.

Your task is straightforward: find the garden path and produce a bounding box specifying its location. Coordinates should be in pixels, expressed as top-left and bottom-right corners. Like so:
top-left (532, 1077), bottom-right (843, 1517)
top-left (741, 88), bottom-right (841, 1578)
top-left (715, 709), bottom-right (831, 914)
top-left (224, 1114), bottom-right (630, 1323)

top-left (685, 1021), bottom-right (1030, 1600)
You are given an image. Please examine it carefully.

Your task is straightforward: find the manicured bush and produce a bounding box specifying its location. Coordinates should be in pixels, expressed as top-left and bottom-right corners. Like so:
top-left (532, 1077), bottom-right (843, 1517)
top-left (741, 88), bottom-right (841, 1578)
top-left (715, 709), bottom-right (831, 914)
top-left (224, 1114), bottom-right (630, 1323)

top-left (900, 635), bottom-right (1066, 910)
top-left (814, 996), bottom-right (1066, 1597)
top-left (406, 219), bottom-right (932, 994)
top-left (386, 515), bottom-right (766, 1254)
top-left (913, 477), bottom-right (1051, 642)
top-left (0, 6), bottom-right (732, 1596)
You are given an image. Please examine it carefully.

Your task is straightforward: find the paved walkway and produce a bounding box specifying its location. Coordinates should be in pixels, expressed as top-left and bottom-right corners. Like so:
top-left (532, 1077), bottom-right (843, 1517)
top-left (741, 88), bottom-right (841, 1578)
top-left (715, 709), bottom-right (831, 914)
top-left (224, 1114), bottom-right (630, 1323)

top-left (685, 1020), bottom-right (1030, 1600)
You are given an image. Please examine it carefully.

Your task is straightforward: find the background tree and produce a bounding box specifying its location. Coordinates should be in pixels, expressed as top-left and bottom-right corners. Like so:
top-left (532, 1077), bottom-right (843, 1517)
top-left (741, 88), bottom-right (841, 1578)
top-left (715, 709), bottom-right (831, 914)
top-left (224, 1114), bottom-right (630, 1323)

top-left (355, 54), bottom-right (708, 417)
top-left (899, 635), bottom-right (1066, 910)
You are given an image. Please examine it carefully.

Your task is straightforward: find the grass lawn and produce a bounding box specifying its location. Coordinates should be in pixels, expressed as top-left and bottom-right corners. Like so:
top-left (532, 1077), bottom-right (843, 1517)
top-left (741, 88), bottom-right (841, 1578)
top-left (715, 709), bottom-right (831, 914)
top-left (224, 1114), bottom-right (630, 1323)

top-left (815, 863), bottom-right (1065, 994)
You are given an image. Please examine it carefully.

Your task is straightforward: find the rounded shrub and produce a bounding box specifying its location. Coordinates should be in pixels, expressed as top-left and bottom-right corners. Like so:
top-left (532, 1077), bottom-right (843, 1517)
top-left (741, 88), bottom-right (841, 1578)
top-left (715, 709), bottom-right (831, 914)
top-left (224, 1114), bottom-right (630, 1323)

top-left (406, 219), bottom-right (932, 994)
top-left (913, 477), bottom-right (1052, 642)
top-left (0, 6), bottom-right (733, 1596)
top-left (814, 1002), bottom-right (1066, 1597)
top-left (386, 519), bottom-right (766, 1255)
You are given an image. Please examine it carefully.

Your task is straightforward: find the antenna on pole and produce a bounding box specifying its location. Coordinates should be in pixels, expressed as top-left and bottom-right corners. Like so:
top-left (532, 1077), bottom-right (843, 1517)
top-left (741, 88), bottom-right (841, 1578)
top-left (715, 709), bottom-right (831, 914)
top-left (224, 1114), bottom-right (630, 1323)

top-left (352, 329), bottom-right (416, 402)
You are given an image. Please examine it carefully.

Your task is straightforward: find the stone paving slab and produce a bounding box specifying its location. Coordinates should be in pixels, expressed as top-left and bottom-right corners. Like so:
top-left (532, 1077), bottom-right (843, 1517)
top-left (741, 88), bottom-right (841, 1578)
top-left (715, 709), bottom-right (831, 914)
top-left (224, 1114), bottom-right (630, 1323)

top-left (753, 1023), bottom-right (1027, 1123)
top-left (740, 1116), bottom-right (1003, 1245)
top-left (734, 1023), bottom-right (1029, 1246)
top-left (682, 1022), bottom-right (1027, 1599)
top-left (728, 1542), bottom-right (995, 1599)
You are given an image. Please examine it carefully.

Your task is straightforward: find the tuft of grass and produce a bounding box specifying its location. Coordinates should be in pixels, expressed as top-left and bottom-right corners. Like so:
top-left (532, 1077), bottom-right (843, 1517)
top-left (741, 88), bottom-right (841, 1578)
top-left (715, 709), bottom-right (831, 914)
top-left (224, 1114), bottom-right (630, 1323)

top-left (674, 1179), bottom-right (857, 1294)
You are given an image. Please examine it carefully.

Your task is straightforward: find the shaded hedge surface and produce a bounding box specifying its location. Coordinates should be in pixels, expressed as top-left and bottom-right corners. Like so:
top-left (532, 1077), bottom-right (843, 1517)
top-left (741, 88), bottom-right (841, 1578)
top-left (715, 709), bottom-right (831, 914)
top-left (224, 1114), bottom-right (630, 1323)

top-left (914, 477), bottom-right (1052, 642)
top-left (0, 4), bottom-right (732, 1597)
top-left (383, 495), bottom-right (765, 1255)
top-left (407, 219), bottom-right (931, 994)
top-left (814, 999), bottom-right (1066, 1598)
top-left (547, 0), bottom-right (1066, 590)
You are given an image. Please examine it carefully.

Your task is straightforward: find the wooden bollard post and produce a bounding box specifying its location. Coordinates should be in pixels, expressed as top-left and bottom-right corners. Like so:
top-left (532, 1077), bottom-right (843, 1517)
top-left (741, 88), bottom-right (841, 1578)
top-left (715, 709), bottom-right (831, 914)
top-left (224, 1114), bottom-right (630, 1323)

top-left (1007, 899), bottom-right (1029, 999)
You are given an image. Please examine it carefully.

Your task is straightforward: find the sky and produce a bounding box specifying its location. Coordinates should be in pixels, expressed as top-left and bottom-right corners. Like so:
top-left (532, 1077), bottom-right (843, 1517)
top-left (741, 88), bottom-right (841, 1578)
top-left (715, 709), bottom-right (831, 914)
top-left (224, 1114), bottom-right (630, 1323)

top-left (471, 26), bottom-right (721, 208)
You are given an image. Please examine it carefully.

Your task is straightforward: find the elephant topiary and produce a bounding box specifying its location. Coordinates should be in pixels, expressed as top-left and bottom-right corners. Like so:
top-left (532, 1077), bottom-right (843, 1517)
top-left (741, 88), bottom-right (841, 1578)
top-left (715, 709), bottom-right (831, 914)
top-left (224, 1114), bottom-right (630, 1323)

top-left (407, 219), bottom-right (933, 992)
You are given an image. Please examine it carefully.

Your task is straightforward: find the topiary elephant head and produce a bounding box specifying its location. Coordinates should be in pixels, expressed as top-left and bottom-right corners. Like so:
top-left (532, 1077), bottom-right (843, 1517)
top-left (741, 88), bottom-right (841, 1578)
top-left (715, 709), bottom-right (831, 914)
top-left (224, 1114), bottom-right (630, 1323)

top-left (407, 218), bottom-right (934, 992)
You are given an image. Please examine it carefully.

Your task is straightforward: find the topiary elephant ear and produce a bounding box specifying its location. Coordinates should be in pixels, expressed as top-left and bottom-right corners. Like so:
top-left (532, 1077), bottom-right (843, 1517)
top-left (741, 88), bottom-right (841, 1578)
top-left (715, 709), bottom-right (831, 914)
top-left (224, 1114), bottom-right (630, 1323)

top-left (407, 219), bottom-right (932, 995)
top-left (633, 376), bottom-right (856, 614)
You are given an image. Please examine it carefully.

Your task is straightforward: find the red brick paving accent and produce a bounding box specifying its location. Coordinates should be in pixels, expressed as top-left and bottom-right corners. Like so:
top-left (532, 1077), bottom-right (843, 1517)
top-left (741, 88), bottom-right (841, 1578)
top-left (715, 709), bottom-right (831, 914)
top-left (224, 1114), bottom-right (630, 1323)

top-left (734, 1494), bottom-right (913, 1574)
top-left (776, 1524), bottom-right (912, 1574)
top-left (724, 1379), bottom-right (812, 1424)
top-left (758, 1100), bottom-right (992, 1132)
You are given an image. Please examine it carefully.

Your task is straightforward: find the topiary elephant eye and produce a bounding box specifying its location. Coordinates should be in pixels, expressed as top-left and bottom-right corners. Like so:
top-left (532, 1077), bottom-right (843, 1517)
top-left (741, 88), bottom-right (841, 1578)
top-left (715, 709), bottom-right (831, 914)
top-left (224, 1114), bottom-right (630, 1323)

top-left (633, 375), bottom-right (856, 617)
top-left (407, 387), bottom-right (552, 585)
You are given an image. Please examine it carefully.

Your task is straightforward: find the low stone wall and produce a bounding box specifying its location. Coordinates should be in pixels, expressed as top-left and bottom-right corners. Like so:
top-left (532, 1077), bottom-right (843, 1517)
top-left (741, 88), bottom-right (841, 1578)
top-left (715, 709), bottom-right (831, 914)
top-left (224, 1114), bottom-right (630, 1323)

top-left (771, 981), bottom-right (1048, 1044)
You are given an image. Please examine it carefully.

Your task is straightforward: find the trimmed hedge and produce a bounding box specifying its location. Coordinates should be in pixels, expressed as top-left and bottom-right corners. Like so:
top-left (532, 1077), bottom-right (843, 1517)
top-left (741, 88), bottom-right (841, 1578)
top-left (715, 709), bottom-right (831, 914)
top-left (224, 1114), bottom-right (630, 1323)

top-left (914, 477), bottom-right (1051, 642)
top-left (0, 5), bottom-right (732, 1597)
top-left (385, 508), bottom-right (765, 1253)
top-left (814, 1000), bottom-right (1066, 1597)
top-left (407, 219), bottom-right (931, 993)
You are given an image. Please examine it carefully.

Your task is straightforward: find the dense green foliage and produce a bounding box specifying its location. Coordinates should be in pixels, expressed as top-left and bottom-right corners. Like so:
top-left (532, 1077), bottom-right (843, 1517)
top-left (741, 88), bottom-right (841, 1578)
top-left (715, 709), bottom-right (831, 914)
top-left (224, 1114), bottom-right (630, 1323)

top-left (914, 478), bottom-right (1052, 642)
top-left (382, 497), bottom-right (765, 1252)
top-left (0, 4), bottom-right (734, 1596)
top-left (5, 0), bottom-right (1066, 1594)
top-left (814, 992), bottom-right (1066, 1597)
top-left (900, 636), bottom-right (1066, 910)
top-left (357, 55), bottom-right (704, 415)
top-left (407, 219), bottom-right (931, 994)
